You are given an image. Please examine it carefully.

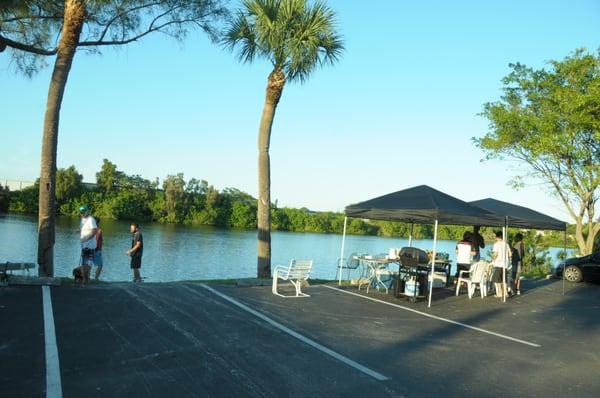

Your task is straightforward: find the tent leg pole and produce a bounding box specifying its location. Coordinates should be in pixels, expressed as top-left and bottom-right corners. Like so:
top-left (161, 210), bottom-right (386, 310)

top-left (428, 220), bottom-right (438, 308)
top-left (408, 223), bottom-right (414, 247)
top-left (503, 224), bottom-right (507, 303)
top-left (562, 229), bottom-right (566, 296)
top-left (338, 217), bottom-right (348, 286)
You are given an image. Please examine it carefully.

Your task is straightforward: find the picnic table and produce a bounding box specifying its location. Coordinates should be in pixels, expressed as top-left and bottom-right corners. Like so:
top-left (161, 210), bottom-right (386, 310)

top-left (355, 255), bottom-right (395, 293)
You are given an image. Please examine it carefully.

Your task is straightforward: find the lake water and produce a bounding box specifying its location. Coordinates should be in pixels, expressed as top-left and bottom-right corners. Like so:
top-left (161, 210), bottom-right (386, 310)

top-left (0, 213), bottom-right (568, 282)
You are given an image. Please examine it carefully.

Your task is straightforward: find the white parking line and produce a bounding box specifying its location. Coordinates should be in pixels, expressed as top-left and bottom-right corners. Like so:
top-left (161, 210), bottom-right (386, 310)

top-left (323, 285), bottom-right (541, 348)
top-left (42, 285), bottom-right (62, 398)
top-left (194, 284), bottom-right (389, 381)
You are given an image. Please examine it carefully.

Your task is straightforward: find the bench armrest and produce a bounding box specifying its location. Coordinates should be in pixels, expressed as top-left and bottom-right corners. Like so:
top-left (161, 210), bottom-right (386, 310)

top-left (272, 265), bottom-right (289, 278)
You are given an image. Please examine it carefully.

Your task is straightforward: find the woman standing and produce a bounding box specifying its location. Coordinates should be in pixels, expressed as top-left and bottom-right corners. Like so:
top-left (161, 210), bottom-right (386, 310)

top-left (455, 231), bottom-right (474, 283)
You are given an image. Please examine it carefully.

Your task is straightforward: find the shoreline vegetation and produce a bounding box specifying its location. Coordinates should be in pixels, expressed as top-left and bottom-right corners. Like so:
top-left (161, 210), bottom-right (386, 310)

top-left (0, 160), bottom-right (576, 246)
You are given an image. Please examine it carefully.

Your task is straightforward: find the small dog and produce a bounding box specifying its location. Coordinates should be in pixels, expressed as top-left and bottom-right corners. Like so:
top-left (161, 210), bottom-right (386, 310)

top-left (72, 265), bottom-right (90, 285)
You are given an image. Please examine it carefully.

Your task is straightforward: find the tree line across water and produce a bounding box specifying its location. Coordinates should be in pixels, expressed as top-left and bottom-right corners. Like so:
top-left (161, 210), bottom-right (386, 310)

top-left (1, 159), bottom-right (575, 248)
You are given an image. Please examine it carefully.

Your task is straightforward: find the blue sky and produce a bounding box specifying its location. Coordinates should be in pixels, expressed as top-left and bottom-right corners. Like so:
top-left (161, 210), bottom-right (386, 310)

top-left (1, 0), bottom-right (599, 221)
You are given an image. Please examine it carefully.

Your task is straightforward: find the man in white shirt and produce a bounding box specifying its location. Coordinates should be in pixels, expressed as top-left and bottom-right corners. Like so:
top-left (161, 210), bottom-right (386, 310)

top-left (492, 231), bottom-right (511, 298)
top-left (78, 205), bottom-right (97, 283)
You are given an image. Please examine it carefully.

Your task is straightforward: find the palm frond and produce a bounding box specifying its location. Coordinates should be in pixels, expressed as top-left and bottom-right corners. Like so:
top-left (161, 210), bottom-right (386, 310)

top-left (223, 0), bottom-right (344, 82)
top-left (222, 9), bottom-right (259, 63)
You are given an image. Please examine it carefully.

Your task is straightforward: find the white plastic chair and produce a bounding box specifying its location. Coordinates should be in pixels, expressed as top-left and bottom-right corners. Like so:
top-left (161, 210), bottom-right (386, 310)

top-left (480, 262), bottom-right (495, 297)
top-left (455, 261), bottom-right (489, 299)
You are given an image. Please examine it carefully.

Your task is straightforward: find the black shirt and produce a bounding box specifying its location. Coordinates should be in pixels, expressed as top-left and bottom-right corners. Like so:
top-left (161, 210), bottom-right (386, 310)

top-left (131, 231), bottom-right (143, 257)
top-left (470, 232), bottom-right (485, 254)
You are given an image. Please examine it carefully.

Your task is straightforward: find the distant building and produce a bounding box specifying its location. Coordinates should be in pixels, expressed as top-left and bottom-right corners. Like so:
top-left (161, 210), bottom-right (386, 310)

top-left (1, 179), bottom-right (34, 191)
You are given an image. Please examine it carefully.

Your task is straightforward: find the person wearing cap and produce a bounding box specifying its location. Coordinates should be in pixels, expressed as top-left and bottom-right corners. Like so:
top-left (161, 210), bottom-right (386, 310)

top-left (78, 205), bottom-right (97, 283)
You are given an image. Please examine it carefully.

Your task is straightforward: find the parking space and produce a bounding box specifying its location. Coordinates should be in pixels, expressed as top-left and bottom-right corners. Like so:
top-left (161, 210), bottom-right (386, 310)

top-left (0, 286), bottom-right (45, 397)
top-left (49, 283), bottom-right (395, 397)
top-left (1, 279), bottom-right (599, 397)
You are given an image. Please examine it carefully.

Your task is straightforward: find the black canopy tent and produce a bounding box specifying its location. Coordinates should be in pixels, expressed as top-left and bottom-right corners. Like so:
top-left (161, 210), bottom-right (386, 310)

top-left (345, 185), bottom-right (506, 227)
top-left (469, 198), bottom-right (568, 295)
top-left (469, 198), bottom-right (567, 231)
top-left (339, 185), bottom-right (507, 307)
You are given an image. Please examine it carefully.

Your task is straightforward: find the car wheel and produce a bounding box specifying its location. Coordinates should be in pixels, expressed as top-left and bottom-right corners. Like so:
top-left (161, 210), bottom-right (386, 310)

top-left (564, 265), bottom-right (583, 283)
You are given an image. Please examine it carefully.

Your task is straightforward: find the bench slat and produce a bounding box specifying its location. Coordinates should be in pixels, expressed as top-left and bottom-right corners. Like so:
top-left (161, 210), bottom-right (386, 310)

top-left (280, 260), bottom-right (312, 280)
top-left (1, 262), bottom-right (36, 271)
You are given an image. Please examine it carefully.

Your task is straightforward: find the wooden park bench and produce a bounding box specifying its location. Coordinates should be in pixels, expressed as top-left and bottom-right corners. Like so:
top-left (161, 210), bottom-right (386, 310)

top-left (272, 259), bottom-right (313, 298)
top-left (0, 262), bottom-right (36, 284)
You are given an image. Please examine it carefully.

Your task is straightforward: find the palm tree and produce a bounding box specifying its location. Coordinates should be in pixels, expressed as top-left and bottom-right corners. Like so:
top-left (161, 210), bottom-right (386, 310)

top-left (223, 0), bottom-right (343, 278)
top-left (38, 0), bottom-right (86, 278)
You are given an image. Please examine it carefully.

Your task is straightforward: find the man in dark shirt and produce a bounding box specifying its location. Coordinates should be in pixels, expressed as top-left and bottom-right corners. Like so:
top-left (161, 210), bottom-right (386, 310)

top-left (126, 223), bottom-right (143, 282)
top-left (470, 225), bottom-right (485, 261)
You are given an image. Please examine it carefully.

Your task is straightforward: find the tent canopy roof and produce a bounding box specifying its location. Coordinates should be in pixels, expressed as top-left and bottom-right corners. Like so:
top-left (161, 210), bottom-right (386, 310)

top-left (469, 198), bottom-right (566, 231)
top-left (344, 185), bottom-right (506, 227)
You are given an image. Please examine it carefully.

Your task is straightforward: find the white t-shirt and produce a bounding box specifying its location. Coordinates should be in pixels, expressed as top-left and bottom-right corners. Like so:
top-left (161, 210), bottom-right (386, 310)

top-left (456, 242), bottom-right (472, 265)
top-left (492, 240), bottom-right (511, 268)
top-left (80, 216), bottom-right (97, 250)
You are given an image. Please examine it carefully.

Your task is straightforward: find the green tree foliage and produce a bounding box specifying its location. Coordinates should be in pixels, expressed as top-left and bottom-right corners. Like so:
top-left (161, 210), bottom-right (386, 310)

top-left (55, 165), bottom-right (83, 207)
top-left (515, 231), bottom-right (553, 278)
top-left (96, 159), bottom-right (122, 196)
top-left (0, 1), bottom-right (228, 76)
top-left (163, 173), bottom-right (187, 223)
top-left (9, 182), bottom-right (39, 213)
top-left (107, 190), bottom-right (153, 221)
top-left (229, 201), bottom-right (257, 228)
top-left (0, 184), bottom-right (10, 212)
top-left (192, 184), bottom-right (221, 225)
top-left (476, 48), bottom-right (600, 255)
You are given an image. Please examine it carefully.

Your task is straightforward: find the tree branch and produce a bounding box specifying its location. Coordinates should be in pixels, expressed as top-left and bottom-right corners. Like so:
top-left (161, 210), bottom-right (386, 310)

top-left (96, 1), bottom-right (165, 43)
top-left (1, 14), bottom-right (62, 23)
top-left (533, 160), bottom-right (579, 221)
top-left (0, 34), bottom-right (56, 55)
top-left (78, 18), bottom-right (195, 47)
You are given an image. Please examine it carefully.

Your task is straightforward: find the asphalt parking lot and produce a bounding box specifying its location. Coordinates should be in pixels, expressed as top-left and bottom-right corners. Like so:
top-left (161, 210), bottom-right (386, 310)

top-left (1, 279), bottom-right (599, 397)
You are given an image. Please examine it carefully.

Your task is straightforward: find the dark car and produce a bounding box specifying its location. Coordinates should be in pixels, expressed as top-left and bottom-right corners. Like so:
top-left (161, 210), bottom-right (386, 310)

top-left (553, 252), bottom-right (600, 282)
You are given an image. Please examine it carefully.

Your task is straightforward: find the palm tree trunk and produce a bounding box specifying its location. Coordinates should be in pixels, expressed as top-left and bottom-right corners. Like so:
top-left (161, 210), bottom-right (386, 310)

top-left (37, 0), bottom-right (86, 277)
top-left (256, 67), bottom-right (285, 278)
